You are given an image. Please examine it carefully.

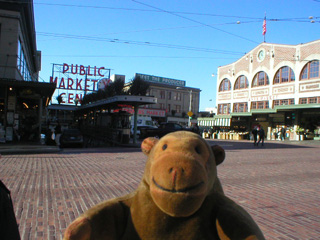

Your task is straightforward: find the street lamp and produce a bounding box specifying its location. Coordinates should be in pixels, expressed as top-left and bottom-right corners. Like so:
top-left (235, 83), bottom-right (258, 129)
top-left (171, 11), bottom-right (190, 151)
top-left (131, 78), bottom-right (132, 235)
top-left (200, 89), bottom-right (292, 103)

top-left (176, 87), bottom-right (193, 127)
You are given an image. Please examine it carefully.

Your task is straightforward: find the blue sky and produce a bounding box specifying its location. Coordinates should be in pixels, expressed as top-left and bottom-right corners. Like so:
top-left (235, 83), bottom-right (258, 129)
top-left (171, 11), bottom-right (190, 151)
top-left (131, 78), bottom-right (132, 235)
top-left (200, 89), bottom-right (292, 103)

top-left (34, 0), bottom-right (320, 110)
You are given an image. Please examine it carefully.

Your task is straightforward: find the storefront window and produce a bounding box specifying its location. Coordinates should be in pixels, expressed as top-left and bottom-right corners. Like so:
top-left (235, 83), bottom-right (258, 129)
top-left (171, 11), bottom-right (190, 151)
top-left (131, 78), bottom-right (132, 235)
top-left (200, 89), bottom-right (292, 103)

top-left (301, 60), bottom-right (319, 80)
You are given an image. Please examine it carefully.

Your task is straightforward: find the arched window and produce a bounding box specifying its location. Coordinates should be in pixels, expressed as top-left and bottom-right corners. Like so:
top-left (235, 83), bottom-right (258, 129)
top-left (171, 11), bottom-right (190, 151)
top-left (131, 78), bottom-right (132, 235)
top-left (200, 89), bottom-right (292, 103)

top-left (219, 78), bottom-right (231, 92)
top-left (301, 60), bottom-right (320, 80)
top-left (252, 71), bottom-right (269, 87)
top-left (274, 66), bottom-right (295, 84)
top-left (234, 75), bottom-right (249, 90)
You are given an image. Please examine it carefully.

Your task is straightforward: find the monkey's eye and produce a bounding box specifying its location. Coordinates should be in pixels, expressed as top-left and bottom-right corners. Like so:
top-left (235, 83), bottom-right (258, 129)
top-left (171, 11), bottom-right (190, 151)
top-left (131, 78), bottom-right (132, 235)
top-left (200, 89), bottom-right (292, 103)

top-left (162, 144), bottom-right (168, 150)
top-left (195, 146), bottom-right (201, 154)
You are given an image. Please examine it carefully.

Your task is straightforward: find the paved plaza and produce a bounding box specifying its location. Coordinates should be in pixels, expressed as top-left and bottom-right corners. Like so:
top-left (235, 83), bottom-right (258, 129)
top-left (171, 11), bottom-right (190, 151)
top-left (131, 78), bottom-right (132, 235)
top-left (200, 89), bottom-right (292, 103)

top-left (1, 139), bottom-right (320, 239)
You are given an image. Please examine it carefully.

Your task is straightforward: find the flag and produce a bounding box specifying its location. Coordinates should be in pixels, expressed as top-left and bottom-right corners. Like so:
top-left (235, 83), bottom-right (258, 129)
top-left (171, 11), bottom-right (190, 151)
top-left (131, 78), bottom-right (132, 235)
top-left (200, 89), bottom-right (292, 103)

top-left (262, 16), bottom-right (267, 35)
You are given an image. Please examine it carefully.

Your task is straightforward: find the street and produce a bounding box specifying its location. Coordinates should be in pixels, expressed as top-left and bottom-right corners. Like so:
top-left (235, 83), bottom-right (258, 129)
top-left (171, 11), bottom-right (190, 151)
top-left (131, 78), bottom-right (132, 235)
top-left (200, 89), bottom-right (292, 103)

top-left (1, 140), bottom-right (320, 239)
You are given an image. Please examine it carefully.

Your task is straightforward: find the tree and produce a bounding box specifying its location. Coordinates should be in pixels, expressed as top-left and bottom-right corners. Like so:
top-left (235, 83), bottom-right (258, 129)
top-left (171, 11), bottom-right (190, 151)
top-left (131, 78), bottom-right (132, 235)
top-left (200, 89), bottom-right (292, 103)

top-left (113, 78), bottom-right (125, 95)
top-left (128, 76), bottom-right (150, 96)
top-left (56, 94), bottom-right (63, 104)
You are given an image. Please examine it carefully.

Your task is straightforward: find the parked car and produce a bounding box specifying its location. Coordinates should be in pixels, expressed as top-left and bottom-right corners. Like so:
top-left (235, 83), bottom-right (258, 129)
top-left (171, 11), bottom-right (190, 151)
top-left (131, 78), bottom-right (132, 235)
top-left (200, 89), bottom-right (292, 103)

top-left (139, 122), bottom-right (192, 139)
top-left (60, 129), bottom-right (84, 148)
top-left (131, 125), bottom-right (158, 138)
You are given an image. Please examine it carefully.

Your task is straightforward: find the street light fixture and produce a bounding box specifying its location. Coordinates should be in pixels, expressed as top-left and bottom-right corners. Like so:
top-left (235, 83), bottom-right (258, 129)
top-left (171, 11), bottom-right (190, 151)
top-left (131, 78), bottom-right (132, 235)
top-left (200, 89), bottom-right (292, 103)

top-left (176, 87), bottom-right (193, 127)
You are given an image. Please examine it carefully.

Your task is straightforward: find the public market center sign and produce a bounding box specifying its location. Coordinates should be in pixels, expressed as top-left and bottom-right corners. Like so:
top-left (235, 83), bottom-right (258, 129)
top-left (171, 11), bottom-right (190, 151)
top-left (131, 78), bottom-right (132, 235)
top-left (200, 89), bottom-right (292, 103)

top-left (50, 63), bottom-right (111, 105)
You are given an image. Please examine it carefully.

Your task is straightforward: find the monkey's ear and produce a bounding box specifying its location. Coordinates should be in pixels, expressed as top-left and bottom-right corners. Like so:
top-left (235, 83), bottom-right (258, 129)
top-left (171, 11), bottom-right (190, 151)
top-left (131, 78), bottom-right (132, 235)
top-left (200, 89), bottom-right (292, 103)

top-left (141, 137), bottom-right (159, 155)
top-left (211, 145), bottom-right (225, 166)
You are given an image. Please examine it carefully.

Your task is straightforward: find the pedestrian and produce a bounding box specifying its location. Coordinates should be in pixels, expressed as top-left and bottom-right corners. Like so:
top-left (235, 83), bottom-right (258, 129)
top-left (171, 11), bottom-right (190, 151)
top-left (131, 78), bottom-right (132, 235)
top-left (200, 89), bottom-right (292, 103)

top-left (280, 127), bottom-right (286, 141)
top-left (0, 177), bottom-right (21, 240)
top-left (192, 123), bottom-right (200, 135)
top-left (208, 127), bottom-right (213, 139)
top-left (252, 127), bottom-right (258, 146)
top-left (55, 121), bottom-right (62, 147)
top-left (257, 127), bottom-right (265, 146)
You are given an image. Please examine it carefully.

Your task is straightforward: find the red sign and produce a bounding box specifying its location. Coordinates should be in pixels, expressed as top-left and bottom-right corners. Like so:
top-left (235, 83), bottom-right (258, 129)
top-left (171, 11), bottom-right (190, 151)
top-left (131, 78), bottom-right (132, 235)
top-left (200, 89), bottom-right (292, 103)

top-left (121, 108), bottom-right (166, 117)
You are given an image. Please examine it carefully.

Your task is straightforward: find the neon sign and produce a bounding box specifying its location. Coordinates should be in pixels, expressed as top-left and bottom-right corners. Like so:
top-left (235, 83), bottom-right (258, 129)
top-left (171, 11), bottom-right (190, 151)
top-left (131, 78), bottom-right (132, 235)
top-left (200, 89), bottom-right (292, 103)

top-left (50, 63), bottom-right (111, 105)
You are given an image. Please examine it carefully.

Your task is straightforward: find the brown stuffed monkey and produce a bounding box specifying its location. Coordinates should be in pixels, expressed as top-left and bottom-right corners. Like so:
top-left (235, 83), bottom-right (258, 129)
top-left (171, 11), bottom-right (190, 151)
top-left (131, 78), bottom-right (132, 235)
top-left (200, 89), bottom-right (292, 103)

top-left (64, 131), bottom-right (265, 240)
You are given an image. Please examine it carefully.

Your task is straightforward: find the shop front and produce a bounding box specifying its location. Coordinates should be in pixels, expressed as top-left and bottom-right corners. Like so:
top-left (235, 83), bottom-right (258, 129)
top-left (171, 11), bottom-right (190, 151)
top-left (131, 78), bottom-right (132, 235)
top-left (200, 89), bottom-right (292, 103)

top-left (0, 79), bottom-right (56, 144)
top-left (75, 95), bottom-right (157, 145)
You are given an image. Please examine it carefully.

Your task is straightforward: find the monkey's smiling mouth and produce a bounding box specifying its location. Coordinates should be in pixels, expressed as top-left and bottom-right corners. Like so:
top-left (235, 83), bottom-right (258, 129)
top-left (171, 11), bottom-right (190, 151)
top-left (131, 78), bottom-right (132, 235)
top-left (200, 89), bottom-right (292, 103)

top-left (152, 178), bottom-right (204, 193)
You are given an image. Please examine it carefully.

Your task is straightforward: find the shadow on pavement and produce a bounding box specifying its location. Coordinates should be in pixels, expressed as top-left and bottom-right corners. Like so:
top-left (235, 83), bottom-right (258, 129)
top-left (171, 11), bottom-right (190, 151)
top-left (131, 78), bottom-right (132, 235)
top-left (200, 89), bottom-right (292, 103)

top-left (207, 139), bottom-right (315, 150)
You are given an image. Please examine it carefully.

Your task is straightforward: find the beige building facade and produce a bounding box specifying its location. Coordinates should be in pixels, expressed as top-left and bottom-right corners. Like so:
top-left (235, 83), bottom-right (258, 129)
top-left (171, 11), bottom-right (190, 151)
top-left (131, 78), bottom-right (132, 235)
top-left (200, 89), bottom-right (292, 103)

top-left (136, 73), bottom-right (201, 126)
top-left (216, 40), bottom-right (320, 140)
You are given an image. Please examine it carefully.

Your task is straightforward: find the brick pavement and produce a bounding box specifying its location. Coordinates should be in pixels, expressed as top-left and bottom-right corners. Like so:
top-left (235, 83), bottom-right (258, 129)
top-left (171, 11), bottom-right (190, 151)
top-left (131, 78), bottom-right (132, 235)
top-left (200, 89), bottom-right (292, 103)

top-left (0, 140), bottom-right (319, 239)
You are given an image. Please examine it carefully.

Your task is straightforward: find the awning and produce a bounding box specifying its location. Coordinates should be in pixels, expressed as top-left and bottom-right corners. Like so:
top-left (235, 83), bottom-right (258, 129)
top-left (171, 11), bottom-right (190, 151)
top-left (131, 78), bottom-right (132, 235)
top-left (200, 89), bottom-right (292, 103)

top-left (0, 78), bottom-right (56, 106)
top-left (197, 116), bottom-right (231, 127)
top-left (76, 95), bottom-right (157, 112)
top-left (214, 118), bottom-right (231, 127)
top-left (197, 118), bottom-right (215, 127)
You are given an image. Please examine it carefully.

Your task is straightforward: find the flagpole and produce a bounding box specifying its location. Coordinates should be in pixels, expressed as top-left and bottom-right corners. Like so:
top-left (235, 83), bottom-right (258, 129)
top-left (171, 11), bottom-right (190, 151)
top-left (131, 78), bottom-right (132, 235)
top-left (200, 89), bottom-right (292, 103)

top-left (263, 12), bottom-right (266, 42)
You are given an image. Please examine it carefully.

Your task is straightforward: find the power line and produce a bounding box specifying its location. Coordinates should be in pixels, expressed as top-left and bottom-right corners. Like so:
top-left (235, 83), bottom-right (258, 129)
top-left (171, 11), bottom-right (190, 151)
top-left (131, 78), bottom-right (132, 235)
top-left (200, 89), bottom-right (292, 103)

top-left (40, 54), bottom-right (236, 60)
top-left (32, 1), bottom-right (320, 22)
top-left (3, 1), bottom-right (319, 22)
top-left (131, 0), bottom-right (260, 44)
top-left (37, 32), bottom-right (245, 55)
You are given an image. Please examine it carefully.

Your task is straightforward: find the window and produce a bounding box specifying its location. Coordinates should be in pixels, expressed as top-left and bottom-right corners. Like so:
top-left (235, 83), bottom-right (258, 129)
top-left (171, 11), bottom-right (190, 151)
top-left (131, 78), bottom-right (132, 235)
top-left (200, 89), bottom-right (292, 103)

top-left (159, 103), bottom-right (165, 109)
top-left (309, 97), bottom-right (317, 104)
top-left (299, 98), bottom-right (307, 104)
top-left (160, 90), bottom-right (165, 99)
top-left (233, 102), bottom-right (248, 113)
top-left (273, 99), bottom-right (295, 107)
top-left (218, 104), bottom-right (230, 114)
top-left (252, 71), bottom-right (269, 87)
top-left (274, 66), bottom-right (295, 84)
top-left (174, 92), bottom-right (181, 101)
top-left (167, 92), bottom-right (172, 100)
top-left (17, 39), bottom-right (33, 81)
top-left (299, 97), bottom-right (320, 104)
top-left (219, 78), bottom-right (231, 92)
top-left (301, 60), bottom-right (320, 80)
top-left (251, 101), bottom-right (269, 110)
top-left (167, 104), bottom-right (171, 112)
top-left (234, 75), bottom-right (249, 90)
top-left (175, 105), bottom-right (181, 113)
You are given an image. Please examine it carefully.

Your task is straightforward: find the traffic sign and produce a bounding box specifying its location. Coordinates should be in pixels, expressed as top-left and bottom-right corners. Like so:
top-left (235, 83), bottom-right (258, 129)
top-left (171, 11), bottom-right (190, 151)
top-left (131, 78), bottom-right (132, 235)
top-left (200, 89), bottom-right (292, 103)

top-left (187, 111), bottom-right (193, 117)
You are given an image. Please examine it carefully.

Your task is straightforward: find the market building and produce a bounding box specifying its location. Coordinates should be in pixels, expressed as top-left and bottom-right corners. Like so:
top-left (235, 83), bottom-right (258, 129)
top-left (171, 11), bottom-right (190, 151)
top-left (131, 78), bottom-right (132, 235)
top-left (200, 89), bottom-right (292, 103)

top-left (130, 73), bottom-right (201, 126)
top-left (214, 39), bottom-right (320, 141)
top-left (46, 72), bottom-right (201, 145)
top-left (0, 0), bottom-right (55, 143)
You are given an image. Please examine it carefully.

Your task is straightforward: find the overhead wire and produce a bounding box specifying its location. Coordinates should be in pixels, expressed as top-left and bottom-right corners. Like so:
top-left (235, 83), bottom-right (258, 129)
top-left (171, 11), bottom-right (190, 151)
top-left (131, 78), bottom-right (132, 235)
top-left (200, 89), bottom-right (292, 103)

top-left (131, 0), bottom-right (259, 44)
top-left (40, 54), bottom-right (236, 60)
top-left (28, 1), bottom-right (320, 22)
top-left (37, 32), bottom-right (245, 55)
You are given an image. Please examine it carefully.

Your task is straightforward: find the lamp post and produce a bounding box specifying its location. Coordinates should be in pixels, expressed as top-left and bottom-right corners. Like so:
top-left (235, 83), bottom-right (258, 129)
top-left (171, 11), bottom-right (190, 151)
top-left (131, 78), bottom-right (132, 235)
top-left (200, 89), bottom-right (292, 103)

top-left (188, 90), bottom-right (192, 127)
top-left (176, 87), bottom-right (193, 127)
